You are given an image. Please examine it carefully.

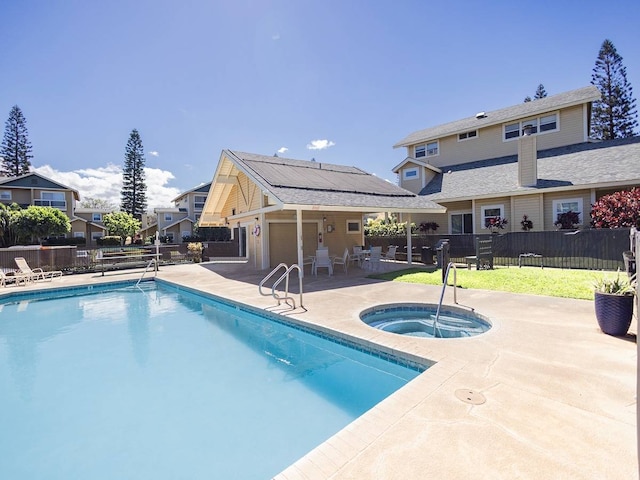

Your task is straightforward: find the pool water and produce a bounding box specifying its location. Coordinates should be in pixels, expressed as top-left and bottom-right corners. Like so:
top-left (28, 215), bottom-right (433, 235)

top-left (361, 303), bottom-right (491, 338)
top-left (0, 282), bottom-right (422, 479)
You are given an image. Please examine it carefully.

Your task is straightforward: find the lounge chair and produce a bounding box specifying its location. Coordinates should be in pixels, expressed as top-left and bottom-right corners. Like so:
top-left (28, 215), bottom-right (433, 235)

top-left (0, 270), bottom-right (30, 287)
top-left (14, 257), bottom-right (63, 282)
top-left (312, 249), bottom-right (333, 276)
top-left (332, 248), bottom-right (350, 274)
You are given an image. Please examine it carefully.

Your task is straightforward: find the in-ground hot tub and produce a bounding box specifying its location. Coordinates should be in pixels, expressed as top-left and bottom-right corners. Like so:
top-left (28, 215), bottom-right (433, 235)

top-left (360, 303), bottom-right (491, 338)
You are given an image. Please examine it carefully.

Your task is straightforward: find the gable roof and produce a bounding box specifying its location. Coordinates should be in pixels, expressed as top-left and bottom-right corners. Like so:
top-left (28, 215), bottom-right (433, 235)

top-left (419, 137), bottom-right (640, 201)
top-left (392, 157), bottom-right (442, 174)
top-left (394, 85), bottom-right (601, 148)
top-left (0, 172), bottom-right (80, 200)
top-left (171, 182), bottom-right (212, 202)
top-left (201, 150), bottom-right (445, 225)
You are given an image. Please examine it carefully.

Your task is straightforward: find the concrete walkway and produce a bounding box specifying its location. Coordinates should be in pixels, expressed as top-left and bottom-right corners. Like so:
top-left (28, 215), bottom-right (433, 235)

top-left (3, 261), bottom-right (637, 479)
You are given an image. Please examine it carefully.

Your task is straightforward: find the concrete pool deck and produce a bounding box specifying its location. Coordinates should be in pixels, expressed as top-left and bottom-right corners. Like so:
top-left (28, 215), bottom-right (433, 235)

top-left (4, 261), bottom-right (637, 479)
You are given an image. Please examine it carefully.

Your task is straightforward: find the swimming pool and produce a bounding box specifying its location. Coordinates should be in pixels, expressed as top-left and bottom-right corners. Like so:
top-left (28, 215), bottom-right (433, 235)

top-left (0, 281), bottom-right (424, 479)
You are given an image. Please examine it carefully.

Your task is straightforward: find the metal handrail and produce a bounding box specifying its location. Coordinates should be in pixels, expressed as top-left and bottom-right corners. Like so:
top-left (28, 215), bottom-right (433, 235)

top-left (259, 263), bottom-right (304, 309)
top-left (135, 258), bottom-right (158, 287)
top-left (434, 262), bottom-right (458, 337)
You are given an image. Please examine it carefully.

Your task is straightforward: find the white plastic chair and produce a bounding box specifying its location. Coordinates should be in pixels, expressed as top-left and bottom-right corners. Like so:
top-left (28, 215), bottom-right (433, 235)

top-left (365, 247), bottom-right (382, 271)
top-left (332, 248), bottom-right (350, 274)
top-left (350, 246), bottom-right (364, 267)
top-left (312, 249), bottom-right (333, 276)
top-left (383, 245), bottom-right (398, 262)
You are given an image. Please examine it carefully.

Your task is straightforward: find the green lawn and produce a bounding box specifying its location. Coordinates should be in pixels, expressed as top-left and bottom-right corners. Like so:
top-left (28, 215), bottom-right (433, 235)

top-left (369, 266), bottom-right (621, 300)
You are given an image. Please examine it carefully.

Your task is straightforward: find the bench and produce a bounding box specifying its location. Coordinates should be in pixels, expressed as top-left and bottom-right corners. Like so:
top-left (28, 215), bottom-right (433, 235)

top-left (96, 249), bottom-right (160, 276)
top-left (519, 253), bottom-right (544, 268)
top-left (465, 237), bottom-right (494, 270)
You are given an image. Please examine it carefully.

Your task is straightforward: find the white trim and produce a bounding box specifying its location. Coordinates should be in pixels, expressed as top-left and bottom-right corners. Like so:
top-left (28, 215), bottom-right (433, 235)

top-left (480, 204), bottom-right (505, 229)
top-left (552, 198), bottom-right (584, 224)
top-left (402, 167), bottom-right (419, 180)
top-left (449, 210), bottom-right (473, 235)
top-left (346, 219), bottom-right (362, 234)
top-left (502, 111), bottom-right (559, 142)
top-left (457, 130), bottom-right (478, 142)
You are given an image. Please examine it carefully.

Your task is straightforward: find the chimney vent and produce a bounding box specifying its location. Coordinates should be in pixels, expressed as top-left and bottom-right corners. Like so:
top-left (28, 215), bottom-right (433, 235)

top-left (475, 112), bottom-right (487, 119)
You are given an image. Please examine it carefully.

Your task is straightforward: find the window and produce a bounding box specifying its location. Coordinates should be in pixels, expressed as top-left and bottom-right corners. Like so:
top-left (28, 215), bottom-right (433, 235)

top-left (503, 112), bottom-right (558, 141)
top-left (91, 232), bottom-right (102, 241)
top-left (403, 167), bottom-right (419, 180)
top-left (450, 212), bottom-right (473, 234)
top-left (92, 213), bottom-right (102, 222)
top-left (164, 213), bottom-right (173, 222)
top-left (0, 190), bottom-right (11, 200)
top-left (35, 191), bottom-right (66, 209)
top-left (458, 130), bottom-right (477, 141)
top-left (481, 204), bottom-right (504, 229)
top-left (74, 232), bottom-right (85, 238)
top-left (194, 195), bottom-right (206, 210)
top-left (539, 114), bottom-right (557, 132)
top-left (553, 198), bottom-right (583, 224)
top-left (166, 232), bottom-right (175, 243)
top-left (414, 141), bottom-right (439, 158)
top-left (346, 220), bottom-right (361, 234)
top-left (181, 230), bottom-right (191, 239)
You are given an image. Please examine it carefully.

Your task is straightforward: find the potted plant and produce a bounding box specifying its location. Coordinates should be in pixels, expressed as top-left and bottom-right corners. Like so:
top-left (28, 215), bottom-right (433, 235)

top-left (520, 215), bottom-right (533, 231)
top-left (593, 272), bottom-right (636, 336)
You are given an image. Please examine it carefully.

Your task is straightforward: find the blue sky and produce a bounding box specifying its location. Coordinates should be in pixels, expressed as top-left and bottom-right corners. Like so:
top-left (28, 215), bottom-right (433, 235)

top-left (1, 0), bottom-right (639, 208)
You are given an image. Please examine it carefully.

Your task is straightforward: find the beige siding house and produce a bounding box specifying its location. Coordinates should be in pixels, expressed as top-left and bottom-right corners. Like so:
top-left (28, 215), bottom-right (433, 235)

top-left (200, 150), bottom-right (445, 272)
top-left (393, 86), bottom-right (640, 233)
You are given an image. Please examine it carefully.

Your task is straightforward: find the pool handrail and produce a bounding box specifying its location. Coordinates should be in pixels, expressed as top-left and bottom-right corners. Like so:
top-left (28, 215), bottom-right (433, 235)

top-left (434, 262), bottom-right (459, 337)
top-left (259, 263), bottom-right (304, 309)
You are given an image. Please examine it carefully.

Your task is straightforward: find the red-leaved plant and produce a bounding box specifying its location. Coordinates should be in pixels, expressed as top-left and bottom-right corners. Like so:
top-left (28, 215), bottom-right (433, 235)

top-left (591, 188), bottom-right (640, 228)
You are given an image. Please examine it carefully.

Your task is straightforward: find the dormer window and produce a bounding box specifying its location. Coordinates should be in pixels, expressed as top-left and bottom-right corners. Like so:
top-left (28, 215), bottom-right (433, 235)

top-left (415, 141), bottom-right (439, 158)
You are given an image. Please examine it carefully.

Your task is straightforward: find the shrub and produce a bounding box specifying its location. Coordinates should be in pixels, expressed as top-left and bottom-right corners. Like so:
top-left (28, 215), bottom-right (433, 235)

top-left (520, 215), bottom-right (533, 231)
top-left (419, 221), bottom-right (440, 233)
top-left (591, 188), bottom-right (640, 228)
top-left (97, 236), bottom-right (122, 246)
top-left (555, 211), bottom-right (580, 230)
top-left (485, 216), bottom-right (508, 232)
top-left (364, 218), bottom-right (417, 236)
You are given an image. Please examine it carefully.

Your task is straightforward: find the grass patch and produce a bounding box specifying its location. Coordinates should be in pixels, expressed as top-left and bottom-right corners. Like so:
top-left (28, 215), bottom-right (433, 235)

top-left (369, 266), bottom-right (617, 300)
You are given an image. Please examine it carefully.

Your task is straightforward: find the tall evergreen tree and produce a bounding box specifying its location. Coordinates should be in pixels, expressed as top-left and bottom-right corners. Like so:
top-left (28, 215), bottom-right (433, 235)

top-left (120, 129), bottom-right (147, 219)
top-left (533, 84), bottom-right (547, 100)
top-left (524, 84), bottom-right (547, 103)
top-left (0, 105), bottom-right (33, 177)
top-left (591, 39), bottom-right (638, 139)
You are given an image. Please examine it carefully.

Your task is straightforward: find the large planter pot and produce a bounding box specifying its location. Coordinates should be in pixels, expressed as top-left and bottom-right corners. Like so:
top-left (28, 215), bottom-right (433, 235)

top-left (594, 291), bottom-right (634, 336)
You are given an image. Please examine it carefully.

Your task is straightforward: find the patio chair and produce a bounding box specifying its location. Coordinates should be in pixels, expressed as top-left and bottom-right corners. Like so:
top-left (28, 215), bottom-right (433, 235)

top-left (332, 248), bottom-right (350, 274)
top-left (350, 246), bottom-right (364, 267)
top-left (364, 247), bottom-right (382, 271)
top-left (312, 249), bottom-right (333, 276)
top-left (383, 245), bottom-right (398, 261)
top-left (14, 257), bottom-right (63, 282)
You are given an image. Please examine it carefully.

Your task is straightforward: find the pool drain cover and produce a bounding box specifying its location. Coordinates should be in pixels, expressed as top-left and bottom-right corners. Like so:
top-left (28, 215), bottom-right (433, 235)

top-left (455, 389), bottom-right (486, 405)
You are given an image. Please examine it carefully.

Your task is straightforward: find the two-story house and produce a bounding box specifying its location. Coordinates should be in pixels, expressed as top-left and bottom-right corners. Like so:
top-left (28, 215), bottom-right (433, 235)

top-left (71, 208), bottom-right (112, 245)
top-left (0, 172), bottom-right (80, 238)
top-left (393, 85), bottom-right (640, 233)
top-left (152, 182), bottom-right (211, 242)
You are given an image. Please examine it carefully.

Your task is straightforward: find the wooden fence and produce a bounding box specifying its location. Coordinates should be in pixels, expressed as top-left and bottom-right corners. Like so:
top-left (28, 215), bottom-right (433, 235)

top-left (366, 229), bottom-right (632, 271)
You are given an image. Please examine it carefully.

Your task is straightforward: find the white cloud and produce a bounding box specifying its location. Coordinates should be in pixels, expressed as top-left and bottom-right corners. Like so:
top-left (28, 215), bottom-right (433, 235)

top-left (32, 164), bottom-right (181, 211)
top-left (148, 151), bottom-right (159, 157)
top-left (277, 147), bottom-right (288, 154)
top-left (306, 139), bottom-right (336, 150)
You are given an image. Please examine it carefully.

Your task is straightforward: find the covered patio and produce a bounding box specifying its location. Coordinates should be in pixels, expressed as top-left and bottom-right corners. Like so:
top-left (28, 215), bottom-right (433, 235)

top-left (199, 150), bottom-right (445, 274)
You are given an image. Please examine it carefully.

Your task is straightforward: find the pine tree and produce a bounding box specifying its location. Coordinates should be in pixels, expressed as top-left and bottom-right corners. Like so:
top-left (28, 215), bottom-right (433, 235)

top-left (0, 105), bottom-right (33, 177)
top-left (591, 39), bottom-right (638, 139)
top-left (533, 84), bottom-right (547, 100)
top-left (524, 84), bottom-right (547, 103)
top-left (120, 129), bottom-right (147, 219)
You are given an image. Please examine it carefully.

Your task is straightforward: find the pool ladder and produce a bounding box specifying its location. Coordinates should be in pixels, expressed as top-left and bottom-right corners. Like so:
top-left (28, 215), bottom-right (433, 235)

top-left (259, 263), bottom-right (304, 309)
top-left (136, 258), bottom-right (158, 287)
top-left (434, 262), bottom-right (459, 336)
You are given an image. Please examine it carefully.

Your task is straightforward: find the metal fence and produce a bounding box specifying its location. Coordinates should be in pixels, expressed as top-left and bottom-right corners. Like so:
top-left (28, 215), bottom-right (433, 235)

top-left (366, 229), bottom-right (633, 271)
top-left (0, 240), bottom-right (241, 275)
